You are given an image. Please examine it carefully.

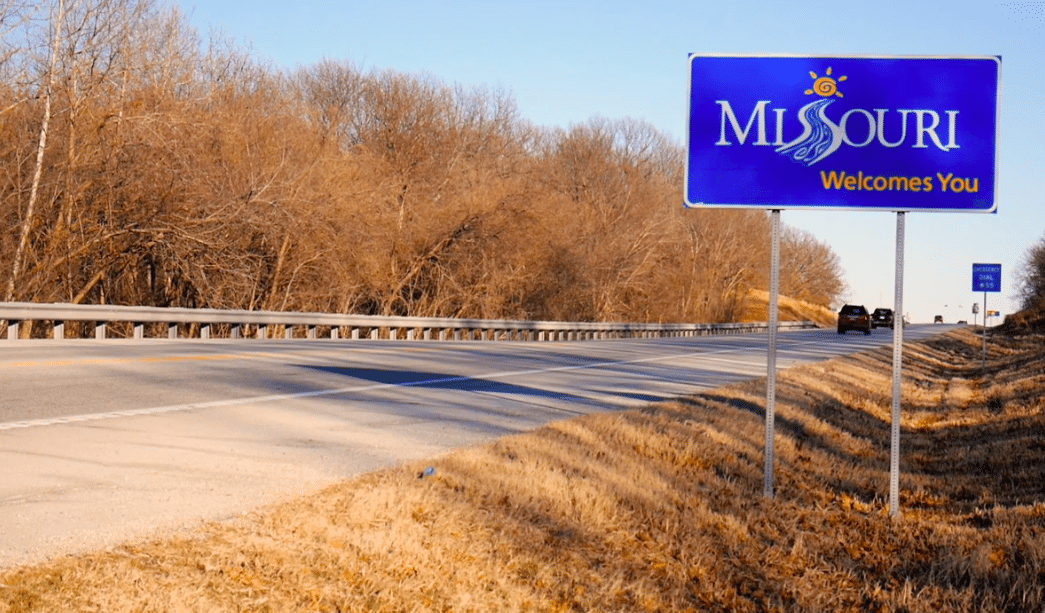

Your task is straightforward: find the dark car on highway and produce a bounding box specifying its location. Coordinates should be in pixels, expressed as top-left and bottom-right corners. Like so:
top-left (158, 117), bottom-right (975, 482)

top-left (871, 308), bottom-right (894, 329)
top-left (837, 304), bottom-right (872, 335)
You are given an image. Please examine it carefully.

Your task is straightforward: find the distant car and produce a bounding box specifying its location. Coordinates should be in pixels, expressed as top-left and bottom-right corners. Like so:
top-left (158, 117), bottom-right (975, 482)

top-left (838, 304), bottom-right (872, 335)
top-left (934, 315), bottom-right (944, 323)
top-left (871, 308), bottom-right (894, 329)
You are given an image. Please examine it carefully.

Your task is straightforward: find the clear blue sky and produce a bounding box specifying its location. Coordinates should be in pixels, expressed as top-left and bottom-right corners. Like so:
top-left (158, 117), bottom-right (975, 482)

top-left (178, 0), bottom-right (1044, 324)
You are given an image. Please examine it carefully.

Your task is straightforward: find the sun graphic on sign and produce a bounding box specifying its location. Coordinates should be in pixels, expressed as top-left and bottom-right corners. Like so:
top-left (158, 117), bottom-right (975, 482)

top-left (805, 66), bottom-right (847, 98)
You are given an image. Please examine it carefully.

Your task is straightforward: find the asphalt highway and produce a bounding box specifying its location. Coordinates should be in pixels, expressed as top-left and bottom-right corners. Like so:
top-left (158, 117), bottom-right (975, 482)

top-left (0, 324), bottom-right (953, 567)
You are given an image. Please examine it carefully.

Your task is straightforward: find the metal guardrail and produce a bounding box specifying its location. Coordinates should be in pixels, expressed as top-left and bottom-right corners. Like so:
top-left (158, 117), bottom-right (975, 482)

top-left (0, 302), bottom-right (817, 341)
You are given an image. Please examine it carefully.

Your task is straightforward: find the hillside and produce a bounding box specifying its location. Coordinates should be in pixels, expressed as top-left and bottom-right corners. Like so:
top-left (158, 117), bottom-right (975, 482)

top-left (1002, 302), bottom-right (1045, 333)
top-left (742, 289), bottom-right (839, 328)
top-left (2, 327), bottom-right (1042, 612)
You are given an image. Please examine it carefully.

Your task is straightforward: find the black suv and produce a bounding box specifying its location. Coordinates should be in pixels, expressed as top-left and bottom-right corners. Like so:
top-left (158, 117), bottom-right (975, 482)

top-left (871, 308), bottom-right (894, 329)
top-left (837, 304), bottom-right (871, 335)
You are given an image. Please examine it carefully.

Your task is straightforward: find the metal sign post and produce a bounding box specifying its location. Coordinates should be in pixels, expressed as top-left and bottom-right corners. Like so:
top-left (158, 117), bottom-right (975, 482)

top-left (889, 213), bottom-right (905, 516)
top-left (764, 210), bottom-right (781, 499)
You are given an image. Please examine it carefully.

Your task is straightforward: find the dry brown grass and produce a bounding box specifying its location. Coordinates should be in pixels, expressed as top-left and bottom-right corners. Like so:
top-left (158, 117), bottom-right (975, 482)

top-left (2, 328), bottom-right (1044, 612)
top-left (742, 290), bottom-right (839, 328)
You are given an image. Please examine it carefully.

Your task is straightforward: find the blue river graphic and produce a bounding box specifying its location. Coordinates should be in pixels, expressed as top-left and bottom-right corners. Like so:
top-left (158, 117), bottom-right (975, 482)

top-left (775, 98), bottom-right (843, 166)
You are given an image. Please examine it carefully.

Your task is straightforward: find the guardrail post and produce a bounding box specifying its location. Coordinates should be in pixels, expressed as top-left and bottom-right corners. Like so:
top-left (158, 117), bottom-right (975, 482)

top-left (231, 324), bottom-right (241, 339)
top-left (307, 325), bottom-right (316, 339)
top-left (6, 320), bottom-right (18, 340)
top-left (330, 326), bottom-right (339, 340)
top-left (283, 324), bottom-right (292, 339)
top-left (53, 320), bottom-right (64, 339)
top-left (370, 328), bottom-right (378, 340)
top-left (351, 327), bottom-right (359, 340)
top-left (201, 324), bottom-right (210, 339)
top-left (168, 322), bottom-right (177, 339)
top-left (97, 321), bottom-right (106, 339)
top-left (256, 324), bottom-right (266, 339)
top-left (134, 322), bottom-right (144, 339)
top-left (406, 328), bottom-right (414, 340)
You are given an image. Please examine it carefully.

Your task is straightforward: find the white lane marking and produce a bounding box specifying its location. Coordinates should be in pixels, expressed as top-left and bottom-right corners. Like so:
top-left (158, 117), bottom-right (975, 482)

top-left (0, 343), bottom-right (781, 431)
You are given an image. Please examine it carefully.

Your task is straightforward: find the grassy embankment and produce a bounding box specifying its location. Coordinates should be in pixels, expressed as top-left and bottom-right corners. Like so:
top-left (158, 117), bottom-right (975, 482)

top-left (741, 289), bottom-right (838, 328)
top-left (1, 326), bottom-right (1043, 612)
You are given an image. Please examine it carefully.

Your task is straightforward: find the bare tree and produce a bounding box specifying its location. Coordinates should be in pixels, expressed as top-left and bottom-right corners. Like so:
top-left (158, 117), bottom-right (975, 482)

top-left (531, 118), bottom-right (682, 321)
top-left (1016, 232), bottom-right (1045, 311)
top-left (0, 0), bottom-right (31, 82)
top-left (5, 0), bottom-right (63, 303)
top-left (780, 225), bottom-right (845, 308)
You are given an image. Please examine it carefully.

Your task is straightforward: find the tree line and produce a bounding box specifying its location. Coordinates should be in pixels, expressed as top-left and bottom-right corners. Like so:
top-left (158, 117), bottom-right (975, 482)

top-left (0, 0), bottom-right (845, 336)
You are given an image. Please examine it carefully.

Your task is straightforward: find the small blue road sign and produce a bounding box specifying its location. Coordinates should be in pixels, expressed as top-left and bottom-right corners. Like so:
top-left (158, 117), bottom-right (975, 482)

top-left (972, 263), bottom-right (1002, 292)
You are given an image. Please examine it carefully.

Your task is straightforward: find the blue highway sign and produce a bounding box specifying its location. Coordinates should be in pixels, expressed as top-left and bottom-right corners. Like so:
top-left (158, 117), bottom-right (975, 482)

top-left (972, 263), bottom-right (1002, 292)
top-left (686, 55), bottom-right (1000, 212)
